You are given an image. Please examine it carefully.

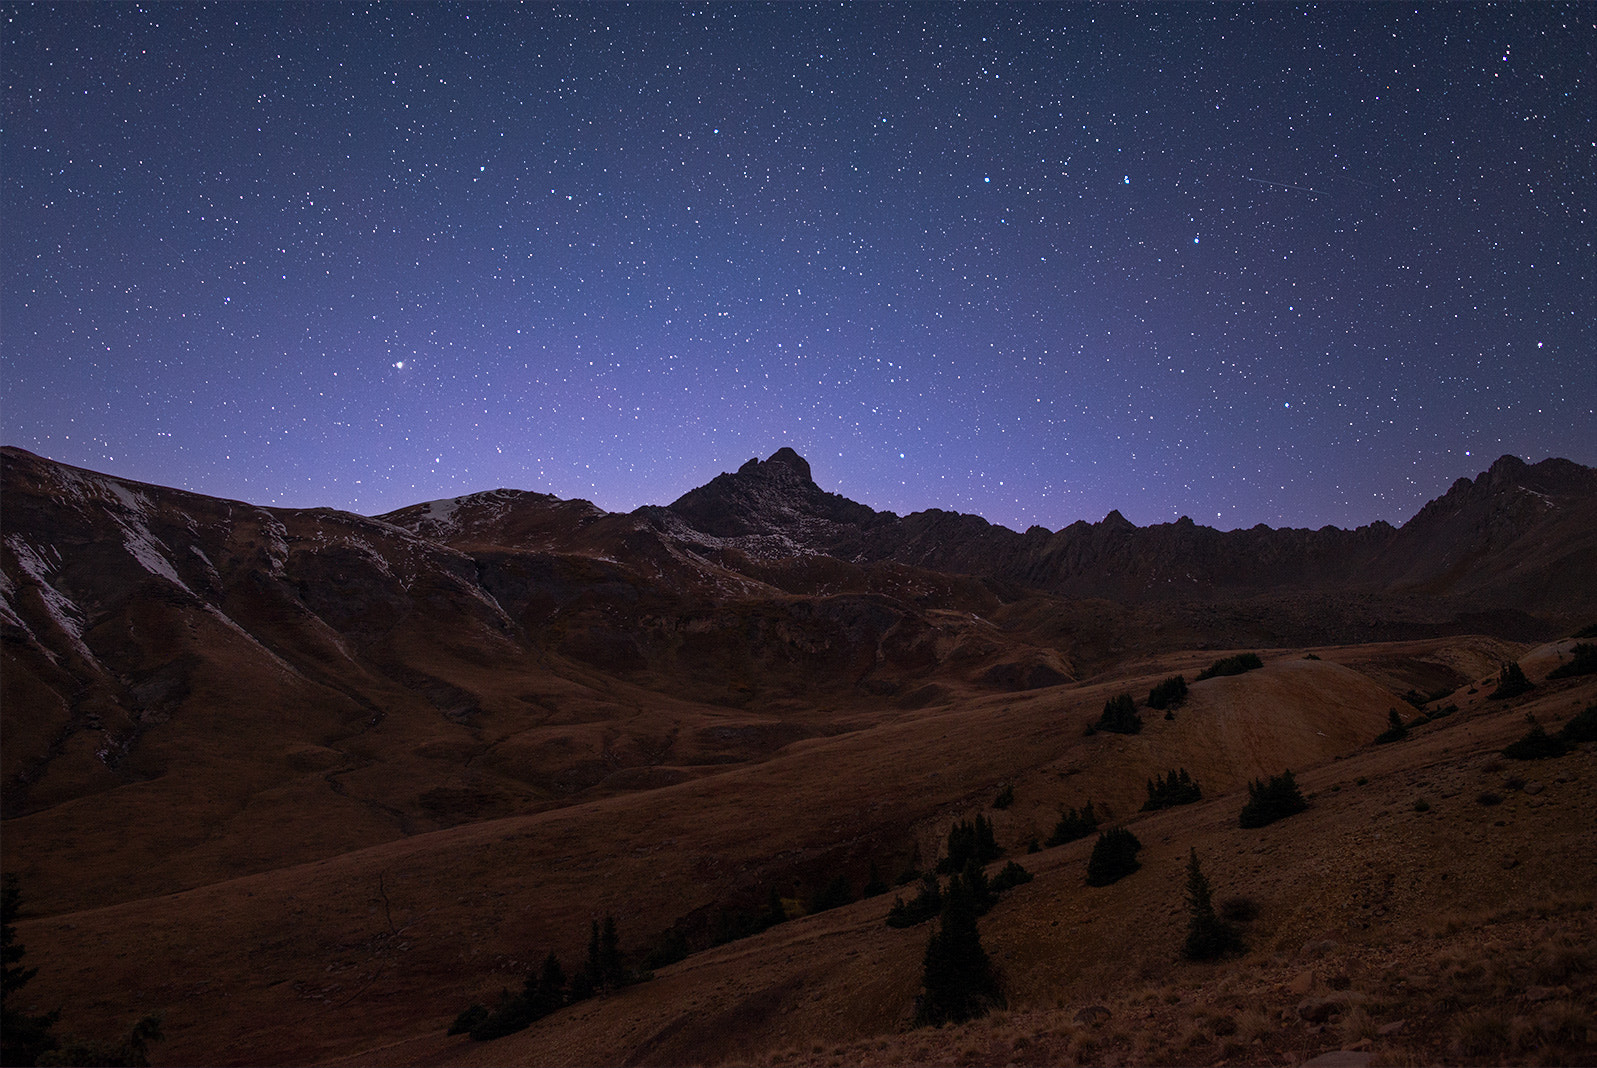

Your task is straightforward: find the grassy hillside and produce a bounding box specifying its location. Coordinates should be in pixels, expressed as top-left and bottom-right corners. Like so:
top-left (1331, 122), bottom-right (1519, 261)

top-left (6, 638), bottom-right (1593, 1066)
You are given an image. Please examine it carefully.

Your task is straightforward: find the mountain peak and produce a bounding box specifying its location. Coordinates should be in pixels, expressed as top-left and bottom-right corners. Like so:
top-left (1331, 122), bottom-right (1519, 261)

top-left (736, 447), bottom-right (813, 483)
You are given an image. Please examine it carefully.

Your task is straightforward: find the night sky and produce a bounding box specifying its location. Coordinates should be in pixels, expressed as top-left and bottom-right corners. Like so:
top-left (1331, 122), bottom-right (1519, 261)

top-left (4, 4), bottom-right (1593, 532)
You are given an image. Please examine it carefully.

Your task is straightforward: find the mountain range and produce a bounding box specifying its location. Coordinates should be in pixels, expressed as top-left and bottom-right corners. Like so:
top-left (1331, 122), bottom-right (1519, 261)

top-left (2, 445), bottom-right (1595, 1066)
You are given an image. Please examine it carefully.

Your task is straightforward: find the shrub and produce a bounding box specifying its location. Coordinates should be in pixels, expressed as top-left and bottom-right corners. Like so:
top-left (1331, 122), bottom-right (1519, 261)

top-left (1046, 802), bottom-right (1099, 847)
top-left (990, 860), bottom-right (1034, 894)
top-left (1558, 702), bottom-right (1597, 744)
top-left (1085, 827), bottom-right (1142, 887)
top-left (1092, 693), bottom-right (1142, 735)
top-left (1503, 719), bottom-right (1568, 760)
top-left (1141, 767), bottom-right (1203, 811)
top-left (1413, 798), bottom-right (1432, 812)
top-left (1375, 708), bottom-right (1410, 744)
top-left (1182, 850), bottom-right (1242, 960)
top-left (1147, 675), bottom-right (1188, 710)
top-left (915, 875), bottom-right (1004, 1027)
top-left (1196, 653), bottom-right (1263, 681)
top-left (1488, 661), bottom-right (1533, 700)
top-left (1548, 643), bottom-right (1597, 679)
top-left (1238, 771), bottom-right (1308, 828)
top-left (1476, 791), bottom-right (1503, 806)
top-left (992, 783), bottom-right (1015, 809)
top-left (936, 815), bottom-right (1002, 874)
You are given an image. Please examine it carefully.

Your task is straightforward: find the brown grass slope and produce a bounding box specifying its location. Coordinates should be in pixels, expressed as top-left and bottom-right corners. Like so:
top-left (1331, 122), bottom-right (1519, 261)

top-left (391, 664), bottom-right (1597, 1068)
top-left (8, 649), bottom-right (1589, 1065)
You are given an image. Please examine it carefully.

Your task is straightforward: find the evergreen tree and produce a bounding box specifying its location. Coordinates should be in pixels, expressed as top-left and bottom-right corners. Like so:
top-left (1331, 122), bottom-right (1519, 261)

top-left (528, 952), bottom-right (565, 1018)
top-left (1181, 849), bottom-right (1240, 960)
top-left (1195, 653), bottom-right (1263, 680)
top-left (1092, 693), bottom-right (1142, 734)
top-left (1238, 770), bottom-right (1309, 828)
top-left (1374, 707), bottom-right (1409, 744)
top-left (937, 815), bottom-right (1002, 874)
top-left (1147, 674), bottom-right (1189, 710)
top-left (862, 861), bottom-right (889, 899)
top-left (915, 875), bottom-right (1003, 1027)
top-left (1488, 661), bottom-right (1533, 700)
top-left (2, 874), bottom-right (59, 1067)
top-left (1045, 802), bottom-right (1099, 847)
top-left (1085, 827), bottom-right (1142, 886)
top-left (1141, 768), bottom-right (1203, 811)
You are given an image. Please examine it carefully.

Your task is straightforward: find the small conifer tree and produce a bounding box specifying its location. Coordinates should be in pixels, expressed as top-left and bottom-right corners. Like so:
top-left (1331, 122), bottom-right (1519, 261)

top-left (914, 875), bottom-right (1003, 1027)
top-left (1374, 707), bottom-right (1409, 744)
top-left (1181, 849), bottom-right (1240, 960)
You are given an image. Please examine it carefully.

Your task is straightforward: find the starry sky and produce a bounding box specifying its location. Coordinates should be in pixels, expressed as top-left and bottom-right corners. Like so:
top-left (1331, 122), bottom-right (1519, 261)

top-left (4, 3), bottom-right (1593, 532)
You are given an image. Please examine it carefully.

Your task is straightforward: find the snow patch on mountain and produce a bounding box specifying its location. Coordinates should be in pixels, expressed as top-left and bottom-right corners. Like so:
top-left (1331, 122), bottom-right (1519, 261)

top-left (4, 536), bottom-right (94, 663)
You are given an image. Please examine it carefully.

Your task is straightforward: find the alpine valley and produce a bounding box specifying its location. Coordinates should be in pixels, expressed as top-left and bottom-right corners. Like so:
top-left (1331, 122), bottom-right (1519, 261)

top-left (3, 445), bottom-right (1595, 1067)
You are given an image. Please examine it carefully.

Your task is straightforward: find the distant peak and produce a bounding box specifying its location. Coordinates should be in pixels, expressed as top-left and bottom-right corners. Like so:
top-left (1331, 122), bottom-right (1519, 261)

top-left (766, 447), bottom-right (812, 480)
top-left (735, 448), bottom-right (813, 482)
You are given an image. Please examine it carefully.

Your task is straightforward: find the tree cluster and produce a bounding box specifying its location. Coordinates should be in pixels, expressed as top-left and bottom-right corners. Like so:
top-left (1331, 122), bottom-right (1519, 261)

top-left (1547, 642), bottom-right (1597, 679)
top-left (1488, 661), bottom-right (1533, 700)
top-left (1045, 802), bottom-right (1099, 847)
top-left (1140, 767), bottom-right (1202, 811)
top-left (1195, 652), bottom-right (1263, 681)
top-left (1084, 827), bottom-right (1142, 887)
top-left (1146, 674), bottom-right (1188, 710)
top-left (914, 872), bottom-right (1004, 1027)
top-left (1089, 693), bottom-right (1142, 735)
top-left (887, 852), bottom-right (1034, 929)
top-left (1503, 705), bottom-right (1597, 759)
top-left (453, 915), bottom-right (646, 1042)
top-left (935, 814), bottom-right (1001, 874)
top-left (1238, 770), bottom-right (1308, 828)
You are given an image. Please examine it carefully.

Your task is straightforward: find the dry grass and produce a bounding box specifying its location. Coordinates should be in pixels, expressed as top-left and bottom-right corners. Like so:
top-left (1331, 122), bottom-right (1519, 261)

top-left (6, 643), bottom-right (1596, 1067)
